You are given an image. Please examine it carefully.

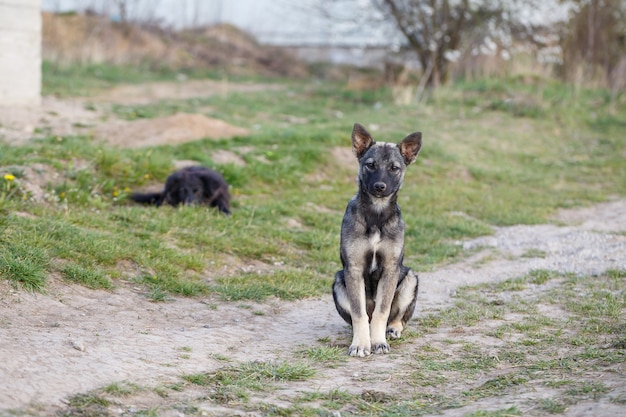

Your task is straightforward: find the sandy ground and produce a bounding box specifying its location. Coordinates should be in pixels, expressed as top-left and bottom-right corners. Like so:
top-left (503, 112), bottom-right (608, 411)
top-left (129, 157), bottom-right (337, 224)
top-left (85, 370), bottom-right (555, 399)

top-left (1, 84), bottom-right (625, 416)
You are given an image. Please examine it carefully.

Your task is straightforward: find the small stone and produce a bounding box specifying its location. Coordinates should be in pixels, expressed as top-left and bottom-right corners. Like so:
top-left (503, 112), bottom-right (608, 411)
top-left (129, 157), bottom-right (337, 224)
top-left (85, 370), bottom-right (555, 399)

top-left (71, 340), bottom-right (85, 352)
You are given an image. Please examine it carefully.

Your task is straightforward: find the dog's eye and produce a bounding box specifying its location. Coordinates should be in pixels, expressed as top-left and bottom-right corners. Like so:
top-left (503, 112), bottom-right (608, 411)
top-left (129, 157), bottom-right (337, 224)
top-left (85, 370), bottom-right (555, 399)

top-left (390, 165), bottom-right (401, 172)
top-left (365, 162), bottom-right (375, 170)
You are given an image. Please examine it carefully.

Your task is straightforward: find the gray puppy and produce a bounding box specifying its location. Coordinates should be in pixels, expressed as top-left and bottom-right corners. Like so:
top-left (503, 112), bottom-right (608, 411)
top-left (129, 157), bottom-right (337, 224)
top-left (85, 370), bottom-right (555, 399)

top-left (332, 123), bottom-right (422, 357)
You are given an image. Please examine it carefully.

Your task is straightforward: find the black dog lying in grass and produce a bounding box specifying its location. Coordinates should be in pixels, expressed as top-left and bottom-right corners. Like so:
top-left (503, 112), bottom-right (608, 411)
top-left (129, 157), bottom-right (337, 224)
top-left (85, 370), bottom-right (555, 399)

top-left (130, 166), bottom-right (231, 214)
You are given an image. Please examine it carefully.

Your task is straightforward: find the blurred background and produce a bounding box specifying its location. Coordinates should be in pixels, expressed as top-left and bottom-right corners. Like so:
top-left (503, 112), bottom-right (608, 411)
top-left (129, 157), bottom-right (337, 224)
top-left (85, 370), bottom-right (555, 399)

top-left (4, 0), bottom-right (623, 105)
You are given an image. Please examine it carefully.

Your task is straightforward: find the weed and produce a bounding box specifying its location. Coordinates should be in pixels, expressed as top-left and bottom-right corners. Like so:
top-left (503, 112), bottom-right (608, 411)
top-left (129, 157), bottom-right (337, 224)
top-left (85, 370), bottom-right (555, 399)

top-left (0, 173), bottom-right (28, 206)
top-left (103, 381), bottom-right (140, 396)
top-left (183, 360), bottom-right (315, 390)
top-left (131, 408), bottom-right (160, 417)
top-left (526, 269), bottom-right (559, 285)
top-left (146, 285), bottom-right (170, 302)
top-left (61, 263), bottom-right (112, 289)
top-left (463, 373), bottom-right (528, 400)
top-left (466, 407), bottom-right (522, 417)
top-left (539, 398), bottom-right (568, 414)
top-left (180, 360), bottom-right (315, 406)
top-left (0, 242), bottom-right (48, 292)
top-left (209, 353), bottom-right (232, 362)
top-left (297, 388), bottom-right (356, 408)
top-left (521, 248), bottom-right (547, 258)
top-left (298, 345), bottom-right (347, 363)
top-left (566, 381), bottom-right (610, 399)
top-left (153, 385), bottom-right (169, 398)
top-left (60, 393), bottom-right (111, 417)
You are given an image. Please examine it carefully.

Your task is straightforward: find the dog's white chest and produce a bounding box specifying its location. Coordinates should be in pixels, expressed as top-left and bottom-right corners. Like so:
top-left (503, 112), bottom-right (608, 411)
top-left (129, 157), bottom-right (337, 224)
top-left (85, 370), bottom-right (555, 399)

top-left (369, 229), bottom-right (382, 247)
top-left (368, 228), bottom-right (382, 272)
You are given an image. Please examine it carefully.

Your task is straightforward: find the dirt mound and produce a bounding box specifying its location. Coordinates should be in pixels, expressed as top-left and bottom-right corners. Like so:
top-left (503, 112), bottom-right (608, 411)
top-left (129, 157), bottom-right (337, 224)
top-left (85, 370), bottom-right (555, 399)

top-left (42, 12), bottom-right (172, 66)
top-left (179, 24), bottom-right (310, 77)
top-left (43, 13), bottom-right (309, 77)
top-left (95, 113), bottom-right (249, 148)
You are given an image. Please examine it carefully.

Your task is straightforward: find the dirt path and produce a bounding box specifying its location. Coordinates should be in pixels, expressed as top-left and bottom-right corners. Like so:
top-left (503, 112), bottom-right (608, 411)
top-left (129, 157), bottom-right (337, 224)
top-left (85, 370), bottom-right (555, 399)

top-left (1, 199), bottom-right (624, 415)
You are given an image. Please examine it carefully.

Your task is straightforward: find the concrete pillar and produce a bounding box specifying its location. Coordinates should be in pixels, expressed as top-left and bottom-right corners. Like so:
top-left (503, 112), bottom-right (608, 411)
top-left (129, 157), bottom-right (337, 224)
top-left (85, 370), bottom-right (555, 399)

top-left (0, 0), bottom-right (41, 106)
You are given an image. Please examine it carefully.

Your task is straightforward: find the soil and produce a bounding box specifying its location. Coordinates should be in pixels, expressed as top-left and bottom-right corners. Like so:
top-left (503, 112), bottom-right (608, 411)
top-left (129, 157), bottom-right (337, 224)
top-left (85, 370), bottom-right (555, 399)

top-left (1, 84), bottom-right (625, 416)
top-left (94, 113), bottom-right (250, 149)
top-left (0, 79), bottom-right (277, 147)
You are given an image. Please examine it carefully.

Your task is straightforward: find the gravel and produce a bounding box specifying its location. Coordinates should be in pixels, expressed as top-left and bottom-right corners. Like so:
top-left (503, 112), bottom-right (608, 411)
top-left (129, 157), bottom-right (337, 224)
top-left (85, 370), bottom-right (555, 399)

top-left (418, 199), bottom-right (626, 311)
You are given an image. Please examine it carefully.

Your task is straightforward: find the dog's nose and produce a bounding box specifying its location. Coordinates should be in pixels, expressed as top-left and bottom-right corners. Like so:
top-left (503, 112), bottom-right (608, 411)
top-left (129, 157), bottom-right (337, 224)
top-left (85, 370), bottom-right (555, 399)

top-left (374, 182), bottom-right (386, 193)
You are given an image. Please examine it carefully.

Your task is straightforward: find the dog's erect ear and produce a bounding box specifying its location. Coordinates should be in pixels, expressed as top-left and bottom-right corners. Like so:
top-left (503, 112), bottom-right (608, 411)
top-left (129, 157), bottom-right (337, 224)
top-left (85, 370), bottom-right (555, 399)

top-left (352, 123), bottom-right (375, 159)
top-left (398, 132), bottom-right (422, 166)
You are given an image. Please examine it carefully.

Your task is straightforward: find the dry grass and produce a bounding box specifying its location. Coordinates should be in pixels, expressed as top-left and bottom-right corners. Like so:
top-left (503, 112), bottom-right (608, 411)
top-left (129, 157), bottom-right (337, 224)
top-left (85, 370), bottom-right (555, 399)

top-left (42, 12), bottom-right (308, 78)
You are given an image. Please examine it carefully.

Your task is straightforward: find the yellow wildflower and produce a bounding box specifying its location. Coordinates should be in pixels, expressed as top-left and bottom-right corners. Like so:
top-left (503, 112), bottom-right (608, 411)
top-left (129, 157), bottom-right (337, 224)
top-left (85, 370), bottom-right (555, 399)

top-left (3, 174), bottom-right (15, 181)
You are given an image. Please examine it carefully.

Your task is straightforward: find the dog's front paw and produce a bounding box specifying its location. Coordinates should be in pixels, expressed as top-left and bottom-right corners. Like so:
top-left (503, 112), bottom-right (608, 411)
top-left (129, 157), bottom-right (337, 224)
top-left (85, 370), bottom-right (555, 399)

top-left (348, 344), bottom-right (371, 357)
top-left (371, 342), bottom-right (390, 354)
top-left (386, 326), bottom-right (402, 340)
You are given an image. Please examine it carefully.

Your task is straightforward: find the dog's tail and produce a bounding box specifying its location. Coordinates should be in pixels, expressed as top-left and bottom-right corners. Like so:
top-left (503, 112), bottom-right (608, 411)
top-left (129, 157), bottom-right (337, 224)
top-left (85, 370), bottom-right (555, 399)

top-left (129, 192), bottom-right (163, 206)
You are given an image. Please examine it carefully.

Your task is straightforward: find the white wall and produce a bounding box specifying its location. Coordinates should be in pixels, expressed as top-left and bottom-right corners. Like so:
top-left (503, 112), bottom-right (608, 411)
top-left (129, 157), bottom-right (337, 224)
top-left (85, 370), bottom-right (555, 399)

top-left (0, 0), bottom-right (41, 106)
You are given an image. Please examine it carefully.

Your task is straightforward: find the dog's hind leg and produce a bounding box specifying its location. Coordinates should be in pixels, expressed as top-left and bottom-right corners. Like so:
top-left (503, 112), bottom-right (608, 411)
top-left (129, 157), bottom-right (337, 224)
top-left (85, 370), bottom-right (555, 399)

top-left (386, 267), bottom-right (418, 340)
top-left (332, 270), bottom-right (353, 325)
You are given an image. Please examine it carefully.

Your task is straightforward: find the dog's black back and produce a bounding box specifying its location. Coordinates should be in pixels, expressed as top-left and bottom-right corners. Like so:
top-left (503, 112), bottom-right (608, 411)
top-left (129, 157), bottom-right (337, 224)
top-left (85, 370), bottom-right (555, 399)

top-left (130, 166), bottom-right (231, 214)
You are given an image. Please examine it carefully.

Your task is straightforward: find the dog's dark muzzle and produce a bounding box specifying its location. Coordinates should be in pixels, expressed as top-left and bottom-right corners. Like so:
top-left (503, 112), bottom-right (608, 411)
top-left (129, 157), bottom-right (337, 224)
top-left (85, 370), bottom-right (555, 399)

top-left (372, 181), bottom-right (387, 196)
top-left (368, 181), bottom-right (394, 198)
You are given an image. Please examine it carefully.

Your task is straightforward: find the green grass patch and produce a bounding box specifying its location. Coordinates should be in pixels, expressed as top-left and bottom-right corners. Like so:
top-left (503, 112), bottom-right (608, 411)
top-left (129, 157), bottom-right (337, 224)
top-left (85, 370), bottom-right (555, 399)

top-left (181, 360), bottom-right (315, 405)
top-left (466, 407), bottom-right (522, 417)
top-left (0, 242), bottom-right (48, 292)
top-left (61, 392), bottom-right (111, 417)
top-left (214, 270), bottom-right (331, 301)
top-left (299, 345), bottom-right (348, 363)
top-left (102, 381), bottom-right (141, 397)
top-left (61, 263), bottom-right (112, 289)
top-left (183, 360), bottom-right (315, 388)
top-left (42, 61), bottom-right (232, 97)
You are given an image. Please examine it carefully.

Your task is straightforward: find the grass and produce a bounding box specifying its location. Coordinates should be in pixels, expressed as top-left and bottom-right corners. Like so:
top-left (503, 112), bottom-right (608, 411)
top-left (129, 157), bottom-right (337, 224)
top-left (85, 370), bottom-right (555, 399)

top-left (213, 269), bottom-right (330, 301)
top-left (1, 65), bottom-right (623, 296)
top-left (178, 360), bottom-right (316, 406)
top-left (184, 360), bottom-right (316, 387)
top-left (102, 381), bottom-right (141, 396)
top-left (41, 61), bottom-right (243, 97)
top-left (299, 345), bottom-right (348, 363)
top-left (60, 392), bottom-right (111, 417)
